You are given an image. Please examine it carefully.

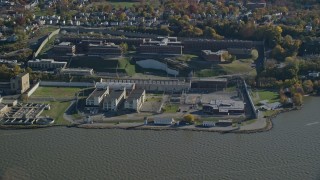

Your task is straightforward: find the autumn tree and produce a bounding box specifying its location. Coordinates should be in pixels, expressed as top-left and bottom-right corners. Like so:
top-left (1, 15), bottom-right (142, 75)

top-left (119, 43), bottom-right (128, 54)
top-left (12, 65), bottom-right (22, 76)
top-left (292, 93), bottom-right (303, 106)
top-left (183, 114), bottom-right (195, 124)
top-left (302, 80), bottom-right (313, 94)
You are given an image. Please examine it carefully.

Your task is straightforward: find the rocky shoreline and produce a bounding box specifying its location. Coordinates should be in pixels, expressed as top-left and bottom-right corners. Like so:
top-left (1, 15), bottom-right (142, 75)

top-left (0, 107), bottom-right (300, 133)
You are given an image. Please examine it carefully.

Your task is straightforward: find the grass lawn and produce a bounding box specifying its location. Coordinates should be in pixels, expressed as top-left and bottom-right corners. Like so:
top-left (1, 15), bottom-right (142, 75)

top-left (242, 119), bottom-right (257, 125)
top-left (224, 86), bottom-right (237, 92)
top-left (163, 104), bottom-right (179, 113)
top-left (32, 87), bottom-right (82, 98)
top-left (30, 26), bottom-right (59, 40)
top-left (118, 57), bottom-right (136, 76)
top-left (219, 59), bottom-right (256, 76)
top-left (147, 97), bottom-right (162, 102)
top-left (252, 90), bottom-right (279, 104)
top-left (175, 54), bottom-right (199, 62)
top-left (72, 113), bottom-right (83, 120)
top-left (39, 34), bottom-right (58, 55)
top-left (42, 101), bottom-right (71, 125)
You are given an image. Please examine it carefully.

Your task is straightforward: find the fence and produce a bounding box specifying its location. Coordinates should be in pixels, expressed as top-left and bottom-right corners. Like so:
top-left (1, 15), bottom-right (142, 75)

top-left (33, 28), bottom-right (60, 58)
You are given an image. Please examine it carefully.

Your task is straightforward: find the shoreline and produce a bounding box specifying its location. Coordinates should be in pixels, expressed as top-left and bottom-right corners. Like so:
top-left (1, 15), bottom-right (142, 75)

top-left (0, 107), bottom-right (300, 133)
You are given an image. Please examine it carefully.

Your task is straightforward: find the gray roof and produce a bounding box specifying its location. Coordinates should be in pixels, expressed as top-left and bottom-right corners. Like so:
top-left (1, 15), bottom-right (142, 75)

top-left (87, 89), bottom-right (108, 100)
top-left (104, 90), bottom-right (124, 102)
top-left (126, 89), bottom-right (145, 101)
top-left (96, 82), bottom-right (135, 90)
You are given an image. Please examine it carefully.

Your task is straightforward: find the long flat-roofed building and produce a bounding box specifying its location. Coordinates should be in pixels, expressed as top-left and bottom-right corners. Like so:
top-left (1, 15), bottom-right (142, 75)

top-left (203, 100), bottom-right (245, 115)
top-left (102, 78), bottom-right (190, 92)
top-left (60, 68), bottom-right (94, 76)
top-left (138, 37), bottom-right (183, 55)
top-left (53, 42), bottom-right (76, 55)
top-left (191, 78), bottom-right (227, 91)
top-left (28, 59), bottom-right (67, 69)
top-left (95, 82), bottom-right (135, 91)
top-left (87, 42), bottom-right (122, 56)
top-left (124, 89), bottom-right (146, 112)
top-left (201, 50), bottom-right (228, 62)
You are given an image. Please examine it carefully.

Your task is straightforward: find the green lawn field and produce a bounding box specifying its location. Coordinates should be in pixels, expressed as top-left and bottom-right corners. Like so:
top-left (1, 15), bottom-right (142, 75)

top-left (252, 90), bottom-right (279, 104)
top-left (42, 101), bottom-right (71, 125)
top-left (32, 87), bottom-right (82, 98)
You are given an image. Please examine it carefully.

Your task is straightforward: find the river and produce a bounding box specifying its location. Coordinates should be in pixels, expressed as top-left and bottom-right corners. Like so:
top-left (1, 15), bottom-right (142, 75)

top-left (0, 97), bottom-right (319, 180)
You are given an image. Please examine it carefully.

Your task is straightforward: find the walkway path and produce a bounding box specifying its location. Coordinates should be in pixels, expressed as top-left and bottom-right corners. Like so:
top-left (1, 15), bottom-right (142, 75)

top-left (240, 111), bottom-right (267, 130)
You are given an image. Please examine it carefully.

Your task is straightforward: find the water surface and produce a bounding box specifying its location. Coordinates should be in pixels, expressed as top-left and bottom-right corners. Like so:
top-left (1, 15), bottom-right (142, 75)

top-left (0, 97), bottom-right (320, 180)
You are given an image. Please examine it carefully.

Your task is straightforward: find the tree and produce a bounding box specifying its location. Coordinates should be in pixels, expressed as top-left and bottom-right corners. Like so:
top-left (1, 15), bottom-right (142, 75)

top-left (119, 12), bottom-right (127, 22)
top-left (119, 43), bottom-right (128, 54)
top-left (183, 114), bottom-right (195, 124)
top-left (292, 93), bottom-right (303, 106)
top-left (26, 67), bottom-right (32, 74)
top-left (251, 49), bottom-right (259, 61)
top-left (12, 65), bottom-right (21, 76)
top-left (203, 27), bottom-right (223, 39)
top-left (193, 27), bottom-right (203, 37)
top-left (271, 45), bottom-right (285, 61)
top-left (0, 64), bottom-right (10, 80)
top-left (302, 80), bottom-right (313, 94)
top-left (279, 93), bottom-right (288, 104)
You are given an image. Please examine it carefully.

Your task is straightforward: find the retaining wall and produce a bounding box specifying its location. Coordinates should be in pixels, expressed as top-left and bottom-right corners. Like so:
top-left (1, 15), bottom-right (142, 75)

top-left (39, 81), bottom-right (94, 87)
top-left (34, 28), bottom-right (60, 58)
top-left (243, 80), bottom-right (257, 119)
top-left (26, 82), bottom-right (40, 97)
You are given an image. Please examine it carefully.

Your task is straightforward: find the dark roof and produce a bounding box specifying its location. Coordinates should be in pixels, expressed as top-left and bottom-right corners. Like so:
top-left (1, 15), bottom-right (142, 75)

top-left (87, 89), bottom-right (108, 100)
top-left (104, 90), bottom-right (124, 102)
top-left (126, 89), bottom-right (145, 101)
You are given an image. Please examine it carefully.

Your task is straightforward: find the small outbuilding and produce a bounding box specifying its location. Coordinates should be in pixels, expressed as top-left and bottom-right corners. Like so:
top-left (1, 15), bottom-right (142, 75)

top-left (202, 121), bottom-right (216, 127)
top-left (153, 117), bottom-right (175, 125)
top-left (216, 119), bottom-right (233, 127)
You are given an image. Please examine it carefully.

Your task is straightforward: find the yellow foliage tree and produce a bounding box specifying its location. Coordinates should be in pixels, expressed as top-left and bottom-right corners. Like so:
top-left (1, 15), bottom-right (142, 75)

top-left (183, 114), bottom-right (195, 124)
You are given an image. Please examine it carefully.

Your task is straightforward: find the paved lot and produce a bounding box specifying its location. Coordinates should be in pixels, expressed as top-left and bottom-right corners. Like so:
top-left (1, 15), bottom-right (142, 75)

top-left (140, 94), bottom-right (166, 113)
top-left (183, 91), bottom-right (239, 105)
